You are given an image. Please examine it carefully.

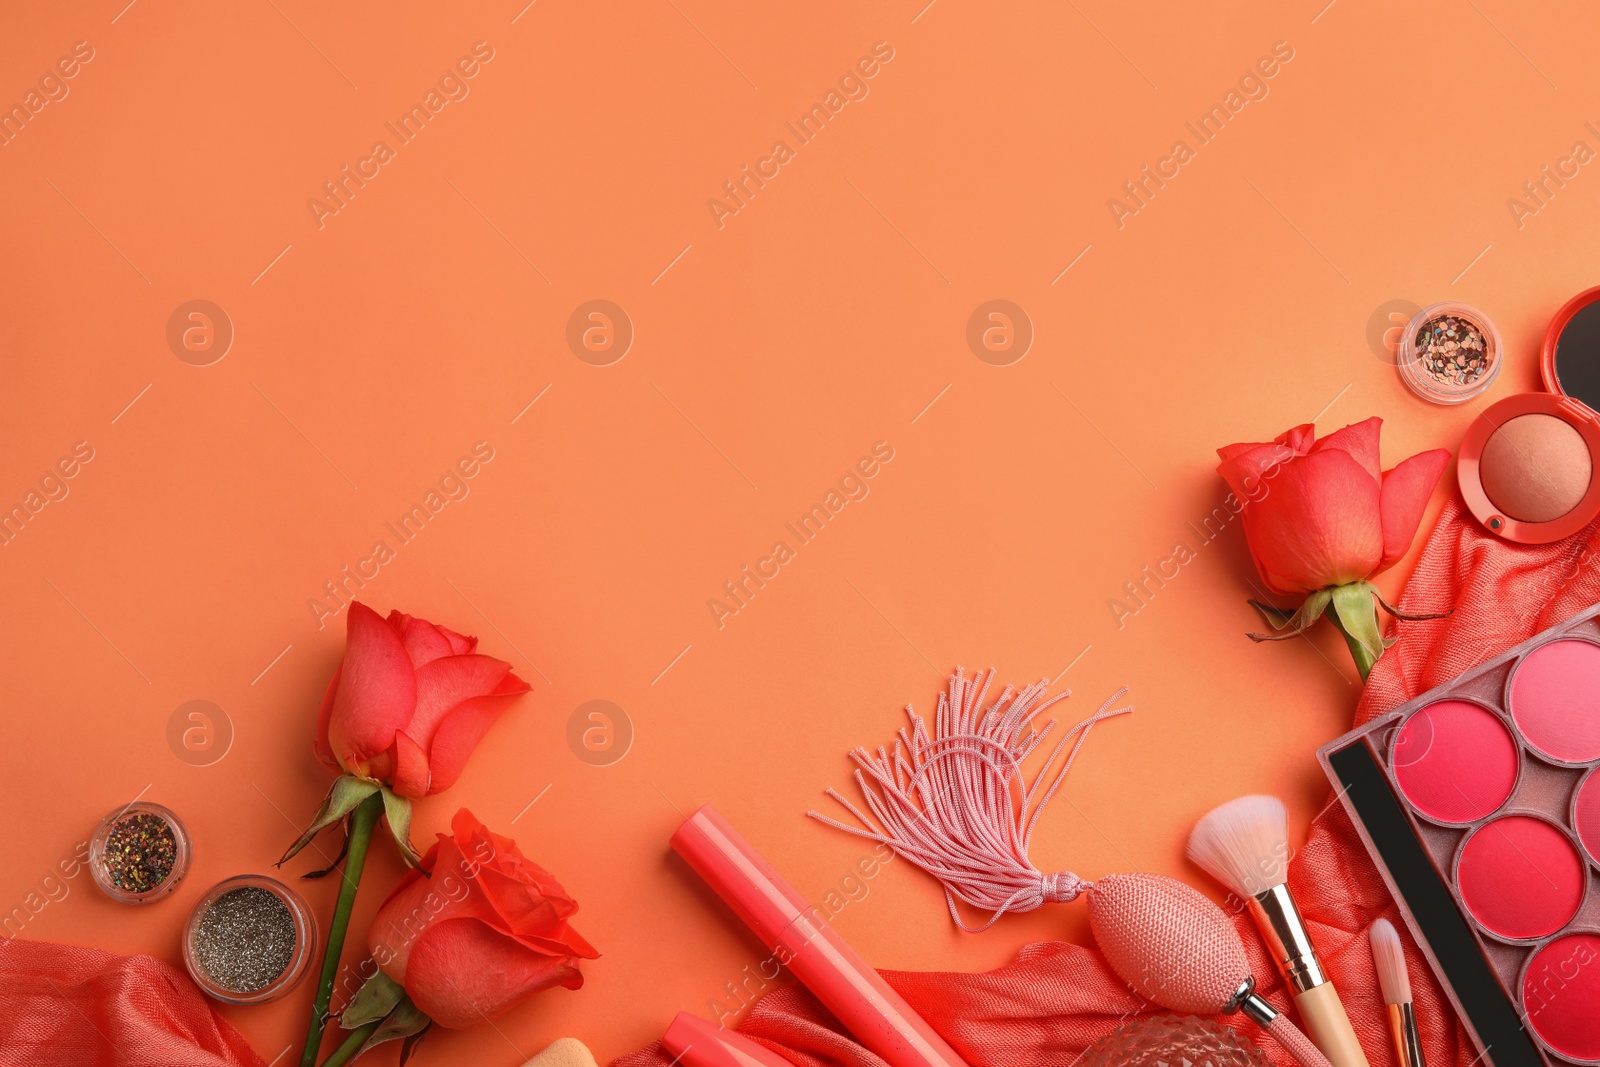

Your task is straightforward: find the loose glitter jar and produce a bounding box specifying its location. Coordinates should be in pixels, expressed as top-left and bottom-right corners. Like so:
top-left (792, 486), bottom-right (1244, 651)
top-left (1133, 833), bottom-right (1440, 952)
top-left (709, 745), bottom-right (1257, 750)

top-left (88, 801), bottom-right (191, 904)
top-left (1397, 302), bottom-right (1502, 405)
top-left (182, 875), bottom-right (316, 1004)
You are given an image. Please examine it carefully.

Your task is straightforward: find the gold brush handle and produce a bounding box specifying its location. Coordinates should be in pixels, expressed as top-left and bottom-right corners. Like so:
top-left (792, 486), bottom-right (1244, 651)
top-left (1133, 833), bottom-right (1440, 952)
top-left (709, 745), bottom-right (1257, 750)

top-left (1293, 982), bottom-right (1371, 1067)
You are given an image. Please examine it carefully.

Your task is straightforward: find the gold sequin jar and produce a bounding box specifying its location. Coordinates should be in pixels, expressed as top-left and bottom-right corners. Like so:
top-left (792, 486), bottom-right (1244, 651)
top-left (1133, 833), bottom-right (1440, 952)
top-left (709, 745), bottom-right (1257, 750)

top-left (1397, 302), bottom-right (1502, 405)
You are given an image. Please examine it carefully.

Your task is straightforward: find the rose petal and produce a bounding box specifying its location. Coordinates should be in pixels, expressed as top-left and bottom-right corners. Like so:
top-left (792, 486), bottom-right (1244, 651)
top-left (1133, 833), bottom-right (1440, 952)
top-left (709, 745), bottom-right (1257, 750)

top-left (1217, 438), bottom-right (1270, 463)
top-left (401, 655), bottom-right (516, 753)
top-left (1240, 449), bottom-right (1384, 592)
top-left (416, 687), bottom-right (529, 795)
top-left (366, 836), bottom-right (444, 982)
top-left (475, 865), bottom-right (583, 938)
top-left (391, 612), bottom-right (456, 668)
top-left (1310, 417), bottom-right (1382, 482)
top-left (1217, 423), bottom-right (1315, 465)
top-left (313, 665), bottom-right (341, 769)
top-left (507, 926), bottom-right (600, 960)
top-left (1217, 441), bottom-right (1295, 503)
top-left (403, 918), bottom-right (584, 1028)
top-left (390, 610), bottom-right (480, 660)
top-left (1277, 423), bottom-right (1316, 455)
top-left (365, 748), bottom-right (395, 783)
top-left (368, 834), bottom-right (499, 981)
top-left (438, 624), bottom-right (477, 657)
top-left (390, 730), bottom-right (432, 799)
top-left (444, 812), bottom-right (597, 956)
top-left (326, 603), bottom-right (418, 774)
top-left (1377, 448), bottom-right (1451, 570)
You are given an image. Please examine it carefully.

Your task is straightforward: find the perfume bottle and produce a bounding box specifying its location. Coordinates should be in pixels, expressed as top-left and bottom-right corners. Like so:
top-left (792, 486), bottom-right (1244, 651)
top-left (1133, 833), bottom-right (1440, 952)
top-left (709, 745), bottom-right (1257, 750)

top-left (1080, 1014), bottom-right (1271, 1067)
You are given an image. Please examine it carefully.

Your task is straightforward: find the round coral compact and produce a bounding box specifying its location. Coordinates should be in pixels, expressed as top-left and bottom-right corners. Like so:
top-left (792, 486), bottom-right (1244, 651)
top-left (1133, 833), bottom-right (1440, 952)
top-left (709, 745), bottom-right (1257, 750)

top-left (1389, 700), bottom-right (1518, 824)
top-left (1507, 638), bottom-right (1600, 764)
top-left (1457, 393), bottom-right (1600, 543)
top-left (1574, 768), bottom-right (1600, 866)
top-left (1455, 814), bottom-right (1585, 941)
top-left (1520, 931), bottom-right (1600, 1061)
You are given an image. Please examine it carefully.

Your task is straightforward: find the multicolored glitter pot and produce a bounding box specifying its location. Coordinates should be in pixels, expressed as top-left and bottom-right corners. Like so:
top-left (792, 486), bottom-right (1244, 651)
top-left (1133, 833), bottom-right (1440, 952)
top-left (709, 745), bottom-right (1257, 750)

top-left (182, 875), bottom-right (316, 1004)
top-left (1396, 302), bottom-right (1502, 405)
top-left (88, 801), bottom-right (191, 904)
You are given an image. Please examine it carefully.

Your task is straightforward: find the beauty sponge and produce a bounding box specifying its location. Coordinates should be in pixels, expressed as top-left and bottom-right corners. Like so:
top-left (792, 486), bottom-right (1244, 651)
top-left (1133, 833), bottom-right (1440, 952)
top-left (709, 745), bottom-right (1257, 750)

top-left (521, 1038), bottom-right (599, 1067)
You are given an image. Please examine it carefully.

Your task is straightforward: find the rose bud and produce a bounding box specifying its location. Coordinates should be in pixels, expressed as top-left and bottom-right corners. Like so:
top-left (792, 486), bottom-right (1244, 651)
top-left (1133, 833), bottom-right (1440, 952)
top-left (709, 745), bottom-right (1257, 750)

top-left (314, 602), bottom-right (531, 798)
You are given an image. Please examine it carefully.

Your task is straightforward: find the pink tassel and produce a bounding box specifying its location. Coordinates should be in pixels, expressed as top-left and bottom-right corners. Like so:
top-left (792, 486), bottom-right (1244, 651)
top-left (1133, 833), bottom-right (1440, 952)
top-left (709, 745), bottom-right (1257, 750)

top-left (809, 667), bottom-right (1132, 931)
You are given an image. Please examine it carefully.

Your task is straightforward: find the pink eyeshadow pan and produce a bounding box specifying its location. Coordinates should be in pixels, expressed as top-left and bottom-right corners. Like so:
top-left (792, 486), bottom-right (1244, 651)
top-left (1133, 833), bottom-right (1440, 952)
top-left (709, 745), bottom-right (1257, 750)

top-left (1457, 816), bottom-right (1585, 940)
top-left (1522, 933), bottom-right (1600, 1061)
top-left (1509, 639), bottom-right (1600, 762)
top-left (1391, 701), bottom-right (1517, 823)
top-left (1576, 770), bottom-right (1600, 865)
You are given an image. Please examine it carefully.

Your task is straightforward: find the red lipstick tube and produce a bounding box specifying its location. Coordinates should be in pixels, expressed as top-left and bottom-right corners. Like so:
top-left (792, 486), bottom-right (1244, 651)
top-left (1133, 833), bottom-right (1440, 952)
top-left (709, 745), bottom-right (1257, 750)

top-left (671, 805), bottom-right (968, 1067)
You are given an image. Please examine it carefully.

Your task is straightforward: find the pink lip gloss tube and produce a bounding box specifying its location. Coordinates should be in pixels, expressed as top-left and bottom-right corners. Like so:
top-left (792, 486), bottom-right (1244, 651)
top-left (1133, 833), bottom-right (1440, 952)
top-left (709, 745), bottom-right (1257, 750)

top-left (671, 805), bottom-right (968, 1067)
top-left (663, 1012), bottom-right (793, 1067)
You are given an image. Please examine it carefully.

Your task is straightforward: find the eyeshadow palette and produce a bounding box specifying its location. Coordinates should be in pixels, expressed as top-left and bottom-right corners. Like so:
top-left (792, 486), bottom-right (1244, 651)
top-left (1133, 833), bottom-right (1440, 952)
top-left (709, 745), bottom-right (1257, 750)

top-left (1320, 603), bottom-right (1600, 1067)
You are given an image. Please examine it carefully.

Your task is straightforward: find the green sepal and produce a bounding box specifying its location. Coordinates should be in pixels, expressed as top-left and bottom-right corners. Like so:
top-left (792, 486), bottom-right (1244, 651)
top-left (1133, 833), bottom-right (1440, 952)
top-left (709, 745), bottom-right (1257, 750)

top-left (301, 828), bottom-right (350, 880)
top-left (398, 1026), bottom-right (430, 1066)
top-left (379, 787), bottom-right (423, 868)
top-left (1245, 587), bottom-right (1332, 642)
top-left (1330, 580), bottom-right (1385, 681)
top-left (356, 996), bottom-right (432, 1061)
top-left (278, 775), bottom-right (382, 867)
top-left (340, 970), bottom-right (405, 1029)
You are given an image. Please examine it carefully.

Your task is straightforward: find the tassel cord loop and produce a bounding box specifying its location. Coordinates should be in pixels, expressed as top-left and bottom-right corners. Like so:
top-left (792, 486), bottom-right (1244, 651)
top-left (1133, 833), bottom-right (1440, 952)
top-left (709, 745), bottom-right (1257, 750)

top-left (810, 668), bottom-right (1131, 932)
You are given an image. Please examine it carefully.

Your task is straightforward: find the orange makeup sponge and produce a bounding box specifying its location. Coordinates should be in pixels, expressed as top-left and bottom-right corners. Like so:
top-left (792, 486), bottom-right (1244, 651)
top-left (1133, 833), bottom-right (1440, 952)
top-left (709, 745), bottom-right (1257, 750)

top-left (522, 1038), bottom-right (599, 1067)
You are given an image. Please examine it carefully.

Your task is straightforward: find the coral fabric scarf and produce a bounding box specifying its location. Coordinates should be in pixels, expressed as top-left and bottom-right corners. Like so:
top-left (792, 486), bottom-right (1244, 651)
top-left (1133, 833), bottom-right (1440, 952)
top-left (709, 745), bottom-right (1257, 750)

top-left (0, 938), bottom-right (268, 1066)
top-left (617, 496), bottom-right (1589, 1067)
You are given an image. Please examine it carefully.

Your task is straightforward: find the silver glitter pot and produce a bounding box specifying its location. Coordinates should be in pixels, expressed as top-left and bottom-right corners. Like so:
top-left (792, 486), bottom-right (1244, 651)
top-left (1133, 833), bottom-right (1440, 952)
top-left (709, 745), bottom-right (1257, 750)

top-left (182, 874), bottom-right (317, 1004)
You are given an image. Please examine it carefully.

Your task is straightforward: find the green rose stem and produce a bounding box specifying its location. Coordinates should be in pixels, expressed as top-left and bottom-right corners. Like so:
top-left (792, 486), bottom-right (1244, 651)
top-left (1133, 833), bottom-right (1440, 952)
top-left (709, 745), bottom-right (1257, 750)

top-left (315, 1022), bottom-right (380, 1067)
top-left (298, 793), bottom-right (384, 1067)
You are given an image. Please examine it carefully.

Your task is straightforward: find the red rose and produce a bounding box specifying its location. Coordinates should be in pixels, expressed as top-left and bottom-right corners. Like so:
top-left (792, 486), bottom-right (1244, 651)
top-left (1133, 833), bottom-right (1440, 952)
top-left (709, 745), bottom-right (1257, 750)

top-left (313, 603), bottom-right (530, 798)
top-left (367, 809), bottom-right (597, 1028)
top-left (1217, 417), bottom-right (1450, 679)
top-left (1217, 417), bottom-right (1449, 595)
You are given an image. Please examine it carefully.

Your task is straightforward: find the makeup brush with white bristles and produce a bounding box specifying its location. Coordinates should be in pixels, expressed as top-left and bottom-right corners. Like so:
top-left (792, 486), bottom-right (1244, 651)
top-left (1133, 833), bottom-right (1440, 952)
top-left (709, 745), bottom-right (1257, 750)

top-left (1187, 795), bottom-right (1371, 1067)
top-left (1371, 919), bottom-right (1426, 1067)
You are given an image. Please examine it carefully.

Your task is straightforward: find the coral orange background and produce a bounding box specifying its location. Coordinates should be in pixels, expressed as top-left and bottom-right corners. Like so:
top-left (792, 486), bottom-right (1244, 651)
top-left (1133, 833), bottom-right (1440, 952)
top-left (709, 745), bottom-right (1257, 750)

top-left (0, 0), bottom-right (1594, 1062)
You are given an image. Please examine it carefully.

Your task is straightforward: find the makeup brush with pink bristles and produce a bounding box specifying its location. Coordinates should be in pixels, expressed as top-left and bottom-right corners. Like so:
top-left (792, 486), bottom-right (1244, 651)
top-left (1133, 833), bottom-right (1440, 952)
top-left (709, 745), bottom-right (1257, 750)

top-left (1371, 918), bottom-right (1427, 1067)
top-left (1187, 795), bottom-right (1371, 1067)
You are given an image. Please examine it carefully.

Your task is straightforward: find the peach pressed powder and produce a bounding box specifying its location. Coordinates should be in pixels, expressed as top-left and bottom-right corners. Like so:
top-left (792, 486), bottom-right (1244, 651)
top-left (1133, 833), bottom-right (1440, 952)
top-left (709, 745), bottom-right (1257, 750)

top-left (1478, 413), bottom-right (1592, 522)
